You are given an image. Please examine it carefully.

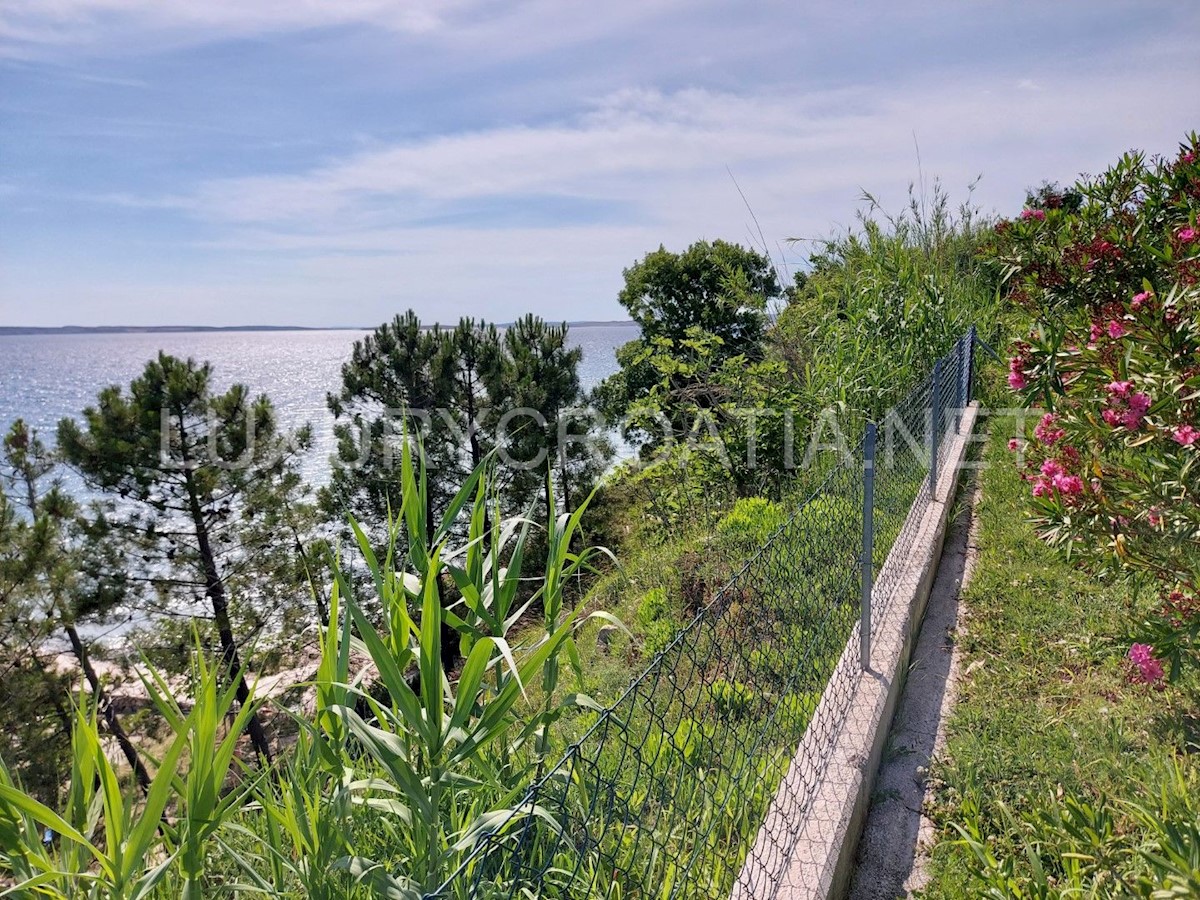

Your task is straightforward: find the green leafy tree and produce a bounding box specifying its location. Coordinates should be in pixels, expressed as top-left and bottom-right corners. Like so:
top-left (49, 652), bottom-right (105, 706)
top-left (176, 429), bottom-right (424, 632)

top-left (444, 317), bottom-right (505, 473)
top-left (596, 240), bottom-right (779, 445)
top-left (58, 353), bottom-right (314, 763)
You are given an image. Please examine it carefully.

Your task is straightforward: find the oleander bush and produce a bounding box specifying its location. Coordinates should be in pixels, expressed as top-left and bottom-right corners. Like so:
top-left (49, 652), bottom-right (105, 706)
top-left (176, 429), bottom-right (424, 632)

top-left (1000, 132), bottom-right (1200, 679)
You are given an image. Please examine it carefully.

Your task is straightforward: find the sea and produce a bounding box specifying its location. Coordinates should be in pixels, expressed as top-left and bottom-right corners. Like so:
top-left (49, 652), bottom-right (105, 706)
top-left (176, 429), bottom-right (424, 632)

top-left (0, 324), bottom-right (638, 489)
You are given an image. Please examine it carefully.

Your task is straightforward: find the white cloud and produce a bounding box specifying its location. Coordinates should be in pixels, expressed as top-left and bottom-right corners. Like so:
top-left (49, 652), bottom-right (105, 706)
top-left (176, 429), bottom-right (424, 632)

top-left (1, 0), bottom-right (454, 45)
top-left (10, 48), bottom-right (1193, 328)
top-left (4, 1), bottom-right (1199, 326)
top-left (0, 0), bottom-right (699, 58)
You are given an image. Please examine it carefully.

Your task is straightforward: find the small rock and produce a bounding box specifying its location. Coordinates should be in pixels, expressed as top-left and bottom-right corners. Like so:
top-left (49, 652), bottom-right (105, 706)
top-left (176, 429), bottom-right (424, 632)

top-left (597, 625), bottom-right (619, 653)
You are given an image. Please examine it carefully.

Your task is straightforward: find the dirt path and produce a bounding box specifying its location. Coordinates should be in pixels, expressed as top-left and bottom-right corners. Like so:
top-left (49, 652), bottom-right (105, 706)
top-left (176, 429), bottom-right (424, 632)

top-left (847, 476), bottom-right (982, 899)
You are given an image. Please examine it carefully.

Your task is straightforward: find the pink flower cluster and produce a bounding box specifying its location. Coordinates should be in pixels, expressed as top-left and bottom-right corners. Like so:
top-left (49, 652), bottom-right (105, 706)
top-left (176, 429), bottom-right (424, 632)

top-left (1034, 412), bottom-right (1065, 444)
top-left (1128, 643), bottom-right (1165, 685)
top-left (1173, 424), bottom-right (1199, 446)
top-left (1090, 319), bottom-right (1127, 344)
top-left (1178, 226), bottom-right (1197, 244)
top-left (1131, 290), bottom-right (1154, 311)
top-left (1008, 354), bottom-right (1029, 390)
top-left (1032, 457), bottom-right (1084, 499)
top-left (1021, 208), bottom-right (1047, 221)
top-left (1102, 381), bottom-right (1151, 429)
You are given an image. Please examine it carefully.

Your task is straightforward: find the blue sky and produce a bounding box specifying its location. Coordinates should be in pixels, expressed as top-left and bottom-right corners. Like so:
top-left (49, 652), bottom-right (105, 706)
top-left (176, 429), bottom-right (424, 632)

top-left (2, 1), bottom-right (1197, 328)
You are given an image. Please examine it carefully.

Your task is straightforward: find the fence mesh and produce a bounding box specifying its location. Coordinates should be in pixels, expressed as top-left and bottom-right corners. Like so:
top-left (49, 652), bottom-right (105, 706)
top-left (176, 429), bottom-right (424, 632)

top-left (428, 331), bottom-right (977, 900)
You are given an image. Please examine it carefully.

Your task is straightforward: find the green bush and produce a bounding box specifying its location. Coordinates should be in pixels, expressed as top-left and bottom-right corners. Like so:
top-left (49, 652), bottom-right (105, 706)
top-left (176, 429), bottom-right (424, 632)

top-left (708, 678), bottom-right (754, 720)
top-left (636, 587), bottom-right (670, 627)
top-left (715, 497), bottom-right (786, 549)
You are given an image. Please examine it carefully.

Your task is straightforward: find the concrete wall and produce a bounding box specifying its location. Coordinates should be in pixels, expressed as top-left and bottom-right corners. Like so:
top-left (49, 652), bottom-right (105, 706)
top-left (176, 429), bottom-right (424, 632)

top-left (732, 402), bottom-right (980, 900)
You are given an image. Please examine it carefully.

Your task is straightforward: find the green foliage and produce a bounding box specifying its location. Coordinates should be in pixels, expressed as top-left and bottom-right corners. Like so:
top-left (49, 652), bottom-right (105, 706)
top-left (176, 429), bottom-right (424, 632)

top-left (595, 240), bottom-right (780, 443)
top-left (776, 180), bottom-right (1000, 420)
top-left (597, 189), bottom-right (997, 539)
top-left (0, 419), bottom-right (144, 804)
top-left (0, 436), bottom-right (618, 899)
top-left (324, 311), bottom-right (606, 539)
top-left (634, 588), bottom-right (680, 658)
top-left (707, 678), bottom-right (753, 720)
top-left (0, 642), bottom-right (253, 899)
top-left (715, 497), bottom-right (786, 550)
top-left (998, 133), bottom-right (1200, 677)
top-left (635, 587), bottom-right (669, 628)
top-left (924, 424), bottom-right (1200, 899)
top-left (58, 353), bottom-right (316, 761)
top-left (953, 769), bottom-right (1200, 898)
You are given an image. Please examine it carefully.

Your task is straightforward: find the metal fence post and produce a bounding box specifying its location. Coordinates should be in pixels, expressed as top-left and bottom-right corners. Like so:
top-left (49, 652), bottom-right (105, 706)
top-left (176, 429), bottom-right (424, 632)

top-left (966, 324), bottom-right (977, 405)
top-left (930, 358), bottom-right (942, 501)
top-left (954, 336), bottom-right (965, 434)
top-left (860, 422), bottom-right (876, 669)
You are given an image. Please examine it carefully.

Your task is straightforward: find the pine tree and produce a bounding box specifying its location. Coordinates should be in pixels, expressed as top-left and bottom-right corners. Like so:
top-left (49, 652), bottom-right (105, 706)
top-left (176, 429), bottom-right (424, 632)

top-left (0, 475), bottom-right (75, 802)
top-left (2, 420), bottom-right (150, 793)
top-left (497, 315), bottom-right (604, 518)
top-left (324, 311), bottom-right (459, 538)
top-left (58, 354), bottom-right (313, 764)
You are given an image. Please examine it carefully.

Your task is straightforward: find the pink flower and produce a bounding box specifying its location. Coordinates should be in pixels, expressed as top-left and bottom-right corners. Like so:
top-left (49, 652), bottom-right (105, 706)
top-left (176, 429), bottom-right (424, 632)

top-left (1109, 391), bottom-right (1152, 429)
top-left (1106, 381), bottom-right (1133, 396)
top-left (1007, 438), bottom-right (1021, 451)
top-left (1052, 473), bottom-right (1084, 496)
top-left (1089, 322), bottom-right (1104, 345)
top-left (1008, 371), bottom-right (1028, 390)
top-left (1131, 291), bottom-right (1153, 311)
top-left (1147, 507), bottom-right (1162, 527)
top-left (1183, 151), bottom-right (1197, 165)
top-left (1178, 227), bottom-right (1198, 244)
top-left (1173, 424), bottom-right (1199, 446)
top-left (1107, 320), bottom-right (1127, 339)
top-left (1129, 643), bottom-right (1153, 666)
top-left (1032, 478), bottom-right (1052, 498)
top-left (1128, 643), bottom-right (1165, 685)
top-left (1034, 413), bottom-right (1065, 444)
top-left (1121, 408), bottom-right (1146, 429)
top-left (1041, 458), bottom-right (1065, 478)
top-left (1021, 208), bottom-right (1047, 221)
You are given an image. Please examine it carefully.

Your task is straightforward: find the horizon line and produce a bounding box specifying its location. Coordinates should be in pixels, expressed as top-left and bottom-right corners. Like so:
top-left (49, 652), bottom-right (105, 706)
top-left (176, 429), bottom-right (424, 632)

top-left (0, 320), bottom-right (639, 337)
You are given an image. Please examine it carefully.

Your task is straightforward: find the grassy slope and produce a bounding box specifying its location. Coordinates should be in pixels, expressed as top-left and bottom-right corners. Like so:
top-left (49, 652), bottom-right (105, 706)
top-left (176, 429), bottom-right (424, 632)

top-left (922, 419), bottom-right (1200, 896)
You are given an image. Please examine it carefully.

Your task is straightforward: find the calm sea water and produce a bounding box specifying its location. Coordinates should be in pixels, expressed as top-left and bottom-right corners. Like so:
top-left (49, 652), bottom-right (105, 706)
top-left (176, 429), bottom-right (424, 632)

top-left (0, 324), bottom-right (637, 487)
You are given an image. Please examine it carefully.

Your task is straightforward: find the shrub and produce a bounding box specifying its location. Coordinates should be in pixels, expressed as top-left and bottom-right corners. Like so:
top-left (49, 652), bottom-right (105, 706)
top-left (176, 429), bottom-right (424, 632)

top-left (715, 497), bottom-right (786, 550)
top-left (997, 132), bottom-right (1200, 677)
top-left (636, 587), bottom-right (670, 627)
top-left (707, 678), bottom-right (754, 720)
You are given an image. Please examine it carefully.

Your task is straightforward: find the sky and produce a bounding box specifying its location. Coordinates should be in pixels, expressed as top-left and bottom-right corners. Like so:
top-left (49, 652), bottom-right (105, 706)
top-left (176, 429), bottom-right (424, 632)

top-left (1, 1), bottom-right (1197, 328)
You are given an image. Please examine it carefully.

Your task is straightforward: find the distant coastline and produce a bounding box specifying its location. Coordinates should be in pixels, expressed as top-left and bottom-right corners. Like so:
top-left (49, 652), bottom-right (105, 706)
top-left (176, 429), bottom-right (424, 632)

top-left (0, 320), bottom-right (637, 337)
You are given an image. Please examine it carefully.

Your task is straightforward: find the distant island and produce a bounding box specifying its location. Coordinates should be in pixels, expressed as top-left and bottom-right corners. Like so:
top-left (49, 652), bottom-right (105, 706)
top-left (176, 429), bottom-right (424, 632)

top-left (0, 320), bottom-right (637, 337)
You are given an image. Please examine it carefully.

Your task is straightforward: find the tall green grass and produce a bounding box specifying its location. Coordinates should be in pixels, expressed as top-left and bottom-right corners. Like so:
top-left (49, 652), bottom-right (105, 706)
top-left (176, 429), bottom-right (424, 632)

top-left (777, 182), bottom-right (1000, 420)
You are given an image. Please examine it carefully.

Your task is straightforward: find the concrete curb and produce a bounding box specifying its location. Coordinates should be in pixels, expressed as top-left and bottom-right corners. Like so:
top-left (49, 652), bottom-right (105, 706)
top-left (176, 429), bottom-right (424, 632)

top-left (732, 402), bottom-right (981, 900)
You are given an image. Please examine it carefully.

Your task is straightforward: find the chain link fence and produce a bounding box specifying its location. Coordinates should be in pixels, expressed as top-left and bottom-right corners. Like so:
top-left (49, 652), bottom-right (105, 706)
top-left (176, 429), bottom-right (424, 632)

top-left (428, 328), bottom-right (979, 900)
